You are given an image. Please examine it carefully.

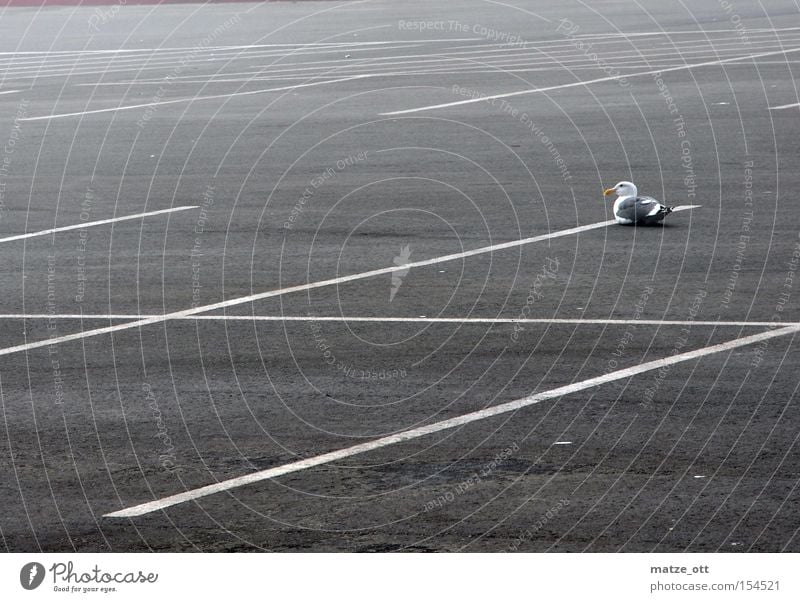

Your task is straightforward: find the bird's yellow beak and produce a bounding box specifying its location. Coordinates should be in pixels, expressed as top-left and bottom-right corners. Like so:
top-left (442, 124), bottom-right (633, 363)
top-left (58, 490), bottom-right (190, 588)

top-left (603, 187), bottom-right (615, 196)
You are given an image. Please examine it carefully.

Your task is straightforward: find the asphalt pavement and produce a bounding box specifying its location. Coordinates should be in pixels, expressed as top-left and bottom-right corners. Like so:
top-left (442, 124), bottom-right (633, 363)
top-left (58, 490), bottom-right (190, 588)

top-left (0, 0), bottom-right (799, 552)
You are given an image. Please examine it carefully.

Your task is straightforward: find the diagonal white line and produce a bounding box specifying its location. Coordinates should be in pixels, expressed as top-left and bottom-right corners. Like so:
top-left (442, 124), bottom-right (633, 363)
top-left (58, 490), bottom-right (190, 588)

top-left (0, 206), bottom-right (198, 243)
top-left (104, 323), bottom-right (800, 518)
top-left (0, 207), bottom-right (699, 359)
top-left (379, 46), bottom-right (800, 115)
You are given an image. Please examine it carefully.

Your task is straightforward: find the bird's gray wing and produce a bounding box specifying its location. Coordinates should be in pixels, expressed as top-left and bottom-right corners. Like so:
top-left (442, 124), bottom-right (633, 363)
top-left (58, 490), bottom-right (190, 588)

top-left (616, 196), bottom-right (659, 222)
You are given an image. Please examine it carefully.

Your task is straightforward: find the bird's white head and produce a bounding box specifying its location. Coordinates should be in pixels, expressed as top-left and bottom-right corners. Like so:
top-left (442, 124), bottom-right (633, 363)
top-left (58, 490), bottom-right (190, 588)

top-left (603, 181), bottom-right (638, 199)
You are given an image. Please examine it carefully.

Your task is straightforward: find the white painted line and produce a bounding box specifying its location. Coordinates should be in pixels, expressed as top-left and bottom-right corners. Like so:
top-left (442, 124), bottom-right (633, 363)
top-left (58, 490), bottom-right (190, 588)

top-left (0, 314), bottom-right (791, 328)
top-left (19, 76), bottom-right (365, 122)
top-left (0, 206), bottom-right (197, 244)
top-left (11, 39), bottom-right (791, 84)
top-left (1, 31), bottom-right (793, 77)
top-left (8, 42), bottom-right (434, 79)
top-left (1, 40), bottom-right (427, 69)
top-left (768, 102), bottom-right (800, 110)
top-left (104, 323), bottom-right (800, 518)
top-left (238, 41), bottom-right (783, 74)
top-left (380, 46), bottom-right (800, 115)
top-left (156, 42), bottom-right (798, 84)
top-left (0, 209), bottom-right (701, 359)
top-left (571, 26), bottom-right (800, 38)
top-left (8, 33), bottom-right (783, 84)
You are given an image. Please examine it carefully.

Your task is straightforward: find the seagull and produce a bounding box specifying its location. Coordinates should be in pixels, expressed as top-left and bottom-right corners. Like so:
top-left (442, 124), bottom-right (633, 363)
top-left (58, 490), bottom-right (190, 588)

top-left (603, 181), bottom-right (673, 225)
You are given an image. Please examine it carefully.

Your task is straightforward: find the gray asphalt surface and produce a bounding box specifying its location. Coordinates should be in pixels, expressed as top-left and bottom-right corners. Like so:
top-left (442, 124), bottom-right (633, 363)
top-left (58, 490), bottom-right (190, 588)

top-left (1, 0), bottom-right (799, 552)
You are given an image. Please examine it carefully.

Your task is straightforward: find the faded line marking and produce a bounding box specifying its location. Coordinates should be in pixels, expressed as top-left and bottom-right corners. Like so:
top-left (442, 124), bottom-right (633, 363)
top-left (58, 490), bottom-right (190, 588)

top-left (768, 102), bottom-right (800, 110)
top-left (0, 37), bottom-right (473, 57)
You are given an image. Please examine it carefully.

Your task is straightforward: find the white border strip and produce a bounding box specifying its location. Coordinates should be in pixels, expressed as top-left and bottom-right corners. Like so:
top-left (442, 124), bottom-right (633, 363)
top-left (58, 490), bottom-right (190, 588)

top-left (0, 206), bottom-right (197, 243)
top-left (104, 323), bottom-right (800, 518)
